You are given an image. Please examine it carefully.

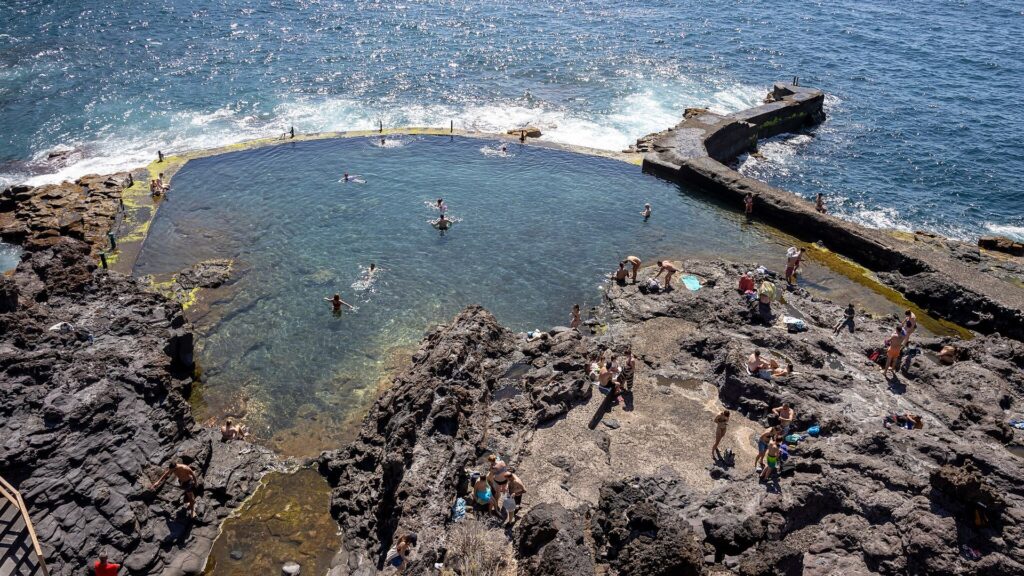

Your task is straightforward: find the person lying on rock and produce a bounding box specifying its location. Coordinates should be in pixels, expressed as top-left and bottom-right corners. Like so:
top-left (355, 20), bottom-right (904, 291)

top-left (772, 403), bottom-right (796, 435)
top-left (885, 412), bottom-right (924, 430)
top-left (150, 460), bottom-right (199, 518)
top-left (220, 418), bottom-right (247, 441)
top-left (771, 361), bottom-right (793, 377)
top-left (712, 410), bottom-right (730, 456)
top-left (653, 260), bottom-right (678, 289)
top-left (385, 532), bottom-right (418, 573)
top-left (747, 350), bottom-right (772, 380)
top-left (832, 303), bottom-right (856, 335)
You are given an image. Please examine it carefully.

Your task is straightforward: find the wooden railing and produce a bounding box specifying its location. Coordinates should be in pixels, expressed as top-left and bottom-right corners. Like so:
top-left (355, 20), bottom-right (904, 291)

top-left (0, 475), bottom-right (49, 576)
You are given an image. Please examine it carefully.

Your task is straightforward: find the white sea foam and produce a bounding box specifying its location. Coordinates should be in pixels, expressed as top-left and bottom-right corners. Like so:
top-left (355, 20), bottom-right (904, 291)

top-left (984, 223), bottom-right (1024, 241)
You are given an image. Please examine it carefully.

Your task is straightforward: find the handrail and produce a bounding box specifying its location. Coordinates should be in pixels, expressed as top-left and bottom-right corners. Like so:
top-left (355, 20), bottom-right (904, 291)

top-left (0, 475), bottom-right (50, 576)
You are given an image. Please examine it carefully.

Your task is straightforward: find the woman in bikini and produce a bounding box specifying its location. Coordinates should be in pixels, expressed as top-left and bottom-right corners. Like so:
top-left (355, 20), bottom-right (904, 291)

top-left (712, 410), bottom-right (730, 456)
top-left (570, 304), bottom-right (581, 331)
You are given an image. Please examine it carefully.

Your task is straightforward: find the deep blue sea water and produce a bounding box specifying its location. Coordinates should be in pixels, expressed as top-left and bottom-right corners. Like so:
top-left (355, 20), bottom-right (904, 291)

top-left (2, 1), bottom-right (1022, 240)
top-left (134, 135), bottom-right (792, 449)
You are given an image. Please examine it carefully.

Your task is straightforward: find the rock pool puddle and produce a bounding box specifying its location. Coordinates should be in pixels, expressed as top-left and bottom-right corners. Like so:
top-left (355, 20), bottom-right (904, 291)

top-left (203, 468), bottom-right (338, 575)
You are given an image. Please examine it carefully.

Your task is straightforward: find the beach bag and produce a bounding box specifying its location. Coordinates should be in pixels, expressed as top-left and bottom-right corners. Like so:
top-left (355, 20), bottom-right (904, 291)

top-left (783, 316), bottom-right (806, 333)
top-left (785, 433), bottom-right (802, 444)
top-left (807, 425), bottom-right (821, 437)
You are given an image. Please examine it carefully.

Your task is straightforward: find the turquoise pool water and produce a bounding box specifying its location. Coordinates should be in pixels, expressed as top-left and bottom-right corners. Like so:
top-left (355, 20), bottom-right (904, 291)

top-left (0, 243), bottom-right (21, 272)
top-left (134, 136), bottom-right (788, 453)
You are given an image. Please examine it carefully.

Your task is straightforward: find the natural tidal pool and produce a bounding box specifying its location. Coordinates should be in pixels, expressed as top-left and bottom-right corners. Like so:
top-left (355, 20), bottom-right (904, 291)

top-left (134, 135), bottom-right (888, 455)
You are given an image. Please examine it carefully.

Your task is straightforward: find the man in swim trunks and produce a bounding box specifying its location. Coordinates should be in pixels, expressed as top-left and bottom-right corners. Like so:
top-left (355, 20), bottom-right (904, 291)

top-left (712, 409), bottom-right (730, 456)
top-left (884, 325), bottom-right (905, 376)
top-left (325, 293), bottom-right (355, 312)
top-left (436, 214), bottom-right (451, 230)
top-left (902, 309), bottom-right (917, 344)
top-left (755, 426), bottom-right (781, 470)
top-left (772, 403), bottom-right (796, 435)
top-left (151, 460), bottom-right (199, 518)
top-left (613, 261), bottom-right (628, 284)
top-left (641, 203), bottom-right (651, 220)
top-left (502, 472), bottom-right (527, 526)
top-left (760, 438), bottom-right (781, 481)
top-left (625, 256), bottom-right (642, 283)
top-left (653, 260), bottom-right (678, 289)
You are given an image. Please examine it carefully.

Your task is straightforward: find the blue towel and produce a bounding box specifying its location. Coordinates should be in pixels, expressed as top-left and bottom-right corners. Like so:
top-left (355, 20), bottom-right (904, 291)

top-left (682, 275), bottom-right (701, 291)
top-left (452, 497), bottom-right (466, 522)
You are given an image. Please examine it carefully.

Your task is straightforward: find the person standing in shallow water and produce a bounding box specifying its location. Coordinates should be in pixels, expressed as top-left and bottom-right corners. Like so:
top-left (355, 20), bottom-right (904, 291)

top-left (641, 203), bottom-right (651, 220)
top-left (325, 293), bottom-right (355, 313)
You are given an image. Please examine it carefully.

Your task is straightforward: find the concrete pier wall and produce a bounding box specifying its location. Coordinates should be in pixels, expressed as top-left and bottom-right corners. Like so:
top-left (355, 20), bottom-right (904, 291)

top-left (642, 83), bottom-right (1024, 340)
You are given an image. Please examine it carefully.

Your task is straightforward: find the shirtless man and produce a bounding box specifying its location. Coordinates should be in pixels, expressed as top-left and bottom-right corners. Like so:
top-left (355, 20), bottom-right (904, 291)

top-left (220, 419), bottom-right (246, 441)
top-left (156, 173), bottom-right (167, 194)
top-left (653, 260), bottom-right (678, 289)
top-left (884, 325), bottom-right (905, 376)
top-left (625, 256), bottom-right (642, 283)
top-left (613, 261), bottom-right (628, 283)
top-left (748, 350), bottom-right (771, 379)
top-left (755, 426), bottom-right (781, 469)
top-left (640, 203), bottom-right (651, 220)
top-left (570, 304), bottom-right (581, 331)
top-left (712, 410), bottom-right (730, 456)
top-left (435, 214), bottom-right (451, 230)
top-left (772, 403), bottom-right (796, 435)
top-left (902, 310), bottom-right (918, 344)
top-left (760, 438), bottom-right (781, 481)
top-left (325, 293), bottom-right (355, 312)
top-left (151, 461), bottom-right (198, 518)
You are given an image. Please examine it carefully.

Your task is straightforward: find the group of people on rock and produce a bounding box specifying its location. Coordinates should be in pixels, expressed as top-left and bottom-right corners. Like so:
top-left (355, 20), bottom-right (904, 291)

top-left (471, 454), bottom-right (528, 526)
top-left (149, 172), bottom-right (168, 196)
top-left (587, 348), bottom-right (637, 404)
top-left (883, 309), bottom-right (917, 377)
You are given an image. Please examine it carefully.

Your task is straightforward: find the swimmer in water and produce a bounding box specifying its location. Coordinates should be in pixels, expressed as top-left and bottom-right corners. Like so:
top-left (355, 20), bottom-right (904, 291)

top-left (641, 203), bottom-right (651, 220)
top-left (368, 263), bottom-right (377, 276)
top-left (500, 144), bottom-right (507, 153)
top-left (436, 198), bottom-right (447, 214)
top-left (324, 293), bottom-right (355, 312)
top-left (434, 214), bottom-right (451, 230)
top-left (343, 172), bottom-right (350, 182)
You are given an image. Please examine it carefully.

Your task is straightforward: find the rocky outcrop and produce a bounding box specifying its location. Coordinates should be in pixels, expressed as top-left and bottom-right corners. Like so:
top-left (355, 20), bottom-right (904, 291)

top-left (0, 237), bottom-right (276, 575)
top-left (320, 259), bottom-right (1024, 576)
top-left (0, 174), bottom-right (132, 254)
top-left (978, 235), bottom-right (1024, 257)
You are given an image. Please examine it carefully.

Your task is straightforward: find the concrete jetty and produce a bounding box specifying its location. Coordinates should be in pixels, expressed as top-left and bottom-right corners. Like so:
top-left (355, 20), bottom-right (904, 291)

top-left (642, 83), bottom-right (1024, 340)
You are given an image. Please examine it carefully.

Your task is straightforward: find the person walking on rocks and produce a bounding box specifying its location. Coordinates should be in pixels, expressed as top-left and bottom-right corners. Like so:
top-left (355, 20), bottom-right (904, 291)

top-left (712, 410), bottom-right (730, 456)
top-left (772, 403), bottom-right (796, 435)
top-left (784, 247), bottom-right (803, 286)
top-left (760, 437), bottom-right (781, 481)
top-left (654, 260), bottom-right (678, 289)
top-left (385, 532), bottom-right (418, 573)
top-left (150, 460), bottom-right (199, 518)
top-left (570, 304), bottom-right (581, 331)
top-left (902, 310), bottom-right (918, 344)
top-left (625, 255), bottom-right (642, 283)
top-left (620, 349), bottom-right (637, 390)
top-left (744, 193), bottom-right (754, 218)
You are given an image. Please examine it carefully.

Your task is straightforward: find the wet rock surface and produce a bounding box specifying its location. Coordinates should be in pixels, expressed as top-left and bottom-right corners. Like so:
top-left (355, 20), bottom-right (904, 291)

top-left (0, 237), bottom-right (275, 575)
top-left (320, 259), bottom-right (1024, 575)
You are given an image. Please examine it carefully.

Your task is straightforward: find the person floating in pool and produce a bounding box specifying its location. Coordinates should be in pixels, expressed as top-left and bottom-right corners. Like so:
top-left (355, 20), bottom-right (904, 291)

top-left (325, 293), bottom-right (355, 313)
top-left (341, 172), bottom-right (365, 184)
top-left (641, 203), bottom-right (651, 220)
top-left (436, 198), bottom-right (447, 215)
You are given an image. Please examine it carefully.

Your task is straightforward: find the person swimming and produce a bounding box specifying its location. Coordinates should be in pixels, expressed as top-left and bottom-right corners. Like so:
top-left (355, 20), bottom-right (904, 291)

top-left (641, 203), bottom-right (651, 220)
top-left (436, 198), bottom-right (447, 214)
top-left (341, 172), bottom-right (366, 183)
top-left (324, 293), bottom-right (355, 312)
top-left (434, 214), bottom-right (451, 230)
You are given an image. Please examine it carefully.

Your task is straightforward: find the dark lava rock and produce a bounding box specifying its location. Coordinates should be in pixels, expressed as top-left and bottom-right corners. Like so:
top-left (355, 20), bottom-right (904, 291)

top-left (0, 236), bottom-right (275, 576)
top-left (978, 235), bottom-right (1024, 256)
top-left (516, 503), bottom-right (594, 576)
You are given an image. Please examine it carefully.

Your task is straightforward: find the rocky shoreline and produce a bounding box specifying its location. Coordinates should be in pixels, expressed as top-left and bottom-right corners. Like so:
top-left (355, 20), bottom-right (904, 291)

top-left (0, 179), bottom-right (278, 575)
top-left (319, 260), bottom-right (1024, 576)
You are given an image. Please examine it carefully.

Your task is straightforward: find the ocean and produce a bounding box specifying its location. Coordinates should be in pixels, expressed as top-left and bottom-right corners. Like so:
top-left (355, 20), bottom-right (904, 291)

top-left (1, 0), bottom-right (1022, 240)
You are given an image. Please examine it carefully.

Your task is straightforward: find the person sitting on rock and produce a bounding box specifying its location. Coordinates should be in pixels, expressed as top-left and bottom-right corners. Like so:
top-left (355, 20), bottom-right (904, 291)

top-left (220, 418), bottom-right (247, 441)
top-left (149, 179), bottom-right (161, 197)
top-left (653, 260), bottom-right (678, 289)
top-left (471, 472), bottom-right (495, 513)
top-left (747, 350), bottom-right (772, 380)
top-left (738, 272), bottom-right (755, 294)
top-left (712, 410), bottom-right (730, 456)
top-left (938, 345), bottom-right (957, 365)
top-left (93, 552), bottom-right (121, 576)
top-left (150, 460), bottom-right (199, 519)
top-left (156, 173), bottom-right (168, 194)
top-left (885, 412), bottom-right (924, 430)
top-left (612, 261), bottom-right (629, 284)
top-left (384, 532), bottom-right (418, 573)
top-left (833, 303), bottom-right (856, 335)
top-left (772, 403), bottom-right (796, 435)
